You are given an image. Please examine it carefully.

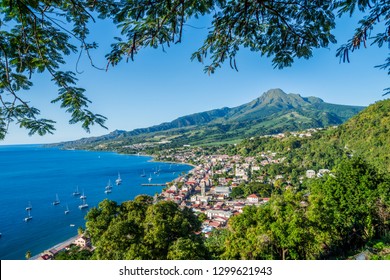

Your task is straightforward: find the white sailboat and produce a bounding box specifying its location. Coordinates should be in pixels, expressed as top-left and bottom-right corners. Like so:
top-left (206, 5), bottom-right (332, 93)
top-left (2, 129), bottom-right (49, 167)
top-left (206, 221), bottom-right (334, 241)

top-left (65, 204), bottom-right (70, 215)
top-left (140, 169), bottom-right (146, 177)
top-left (80, 190), bottom-right (87, 200)
top-left (115, 172), bottom-right (122, 185)
top-left (105, 180), bottom-right (112, 190)
top-left (72, 186), bottom-right (81, 196)
top-left (148, 174), bottom-right (152, 183)
top-left (25, 201), bottom-right (32, 211)
top-left (24, 208), bottom-right (32, 222)
top-left (79, 197), bottom-right (88, 209)
top-left (52, 194), bottom-right (60, 205)
top-left (105, 179), bottom-right (112, 194)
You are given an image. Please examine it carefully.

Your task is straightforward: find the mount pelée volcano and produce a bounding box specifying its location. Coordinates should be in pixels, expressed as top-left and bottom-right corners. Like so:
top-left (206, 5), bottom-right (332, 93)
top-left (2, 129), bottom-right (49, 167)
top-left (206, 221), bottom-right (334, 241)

top-left (54, 89), bottom-right (365, 149)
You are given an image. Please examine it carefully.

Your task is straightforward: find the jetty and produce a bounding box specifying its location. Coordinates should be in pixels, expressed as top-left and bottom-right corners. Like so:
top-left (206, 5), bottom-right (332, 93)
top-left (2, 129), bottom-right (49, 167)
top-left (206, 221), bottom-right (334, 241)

top-left (141, 183), bottom-right (167, 186)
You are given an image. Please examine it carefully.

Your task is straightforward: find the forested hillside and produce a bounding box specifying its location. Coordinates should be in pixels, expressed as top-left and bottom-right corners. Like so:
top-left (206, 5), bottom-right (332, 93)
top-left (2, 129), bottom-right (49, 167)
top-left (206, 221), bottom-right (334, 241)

top-left (51, 89), bottom-right (364, 150)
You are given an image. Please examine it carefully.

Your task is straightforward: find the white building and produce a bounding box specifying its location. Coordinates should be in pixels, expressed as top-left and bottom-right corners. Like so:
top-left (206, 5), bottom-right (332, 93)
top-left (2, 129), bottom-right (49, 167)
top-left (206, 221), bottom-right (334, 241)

top-left (306, 170), bottom-right (316, 178)
top-left (247, 194), bottom-right (259, 204)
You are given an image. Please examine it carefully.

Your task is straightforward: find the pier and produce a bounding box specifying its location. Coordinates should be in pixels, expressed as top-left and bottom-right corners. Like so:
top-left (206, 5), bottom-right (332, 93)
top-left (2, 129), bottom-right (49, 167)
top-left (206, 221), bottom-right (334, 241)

top-left (141, 183), bottom-right (167, 186)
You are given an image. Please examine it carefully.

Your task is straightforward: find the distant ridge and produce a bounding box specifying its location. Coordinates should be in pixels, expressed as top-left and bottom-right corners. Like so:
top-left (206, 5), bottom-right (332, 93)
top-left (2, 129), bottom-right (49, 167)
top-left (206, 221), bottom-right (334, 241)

top-left (52, 89), bottom-right (365, 149)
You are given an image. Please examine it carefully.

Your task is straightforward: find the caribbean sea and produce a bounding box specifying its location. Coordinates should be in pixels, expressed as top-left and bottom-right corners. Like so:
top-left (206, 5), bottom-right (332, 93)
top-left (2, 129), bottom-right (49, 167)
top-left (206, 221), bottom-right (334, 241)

top-left (0, 145), bottom-right (192, 260)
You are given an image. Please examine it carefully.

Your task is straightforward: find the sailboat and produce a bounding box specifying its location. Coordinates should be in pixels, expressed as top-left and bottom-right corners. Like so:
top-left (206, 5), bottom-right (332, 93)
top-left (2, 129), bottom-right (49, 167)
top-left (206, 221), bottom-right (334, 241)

top-left (24, 208), bottom-right (32, 222)
top-left (140, 169), bottom-right (146, 177)
top-left (72, 186), bottom-right (81, 196)
top-left (115, 172), bottom-right (122, 185)
top-left (105, 180), bottom-right (112, 194)
top-left (105, 180), bottom-right (112, 190)
top-left (80, 190), bottom-right (87, 200)
top-left (79, 197), bottom-right (88, 209)
top-left (25, 201), bottom-right (32, 211)
top-left (65, 204), bottom-right (70, 215)
top-left (52, 194), bottom-right (60, 205)
top-left (148, 174), bottom-right (152, 183)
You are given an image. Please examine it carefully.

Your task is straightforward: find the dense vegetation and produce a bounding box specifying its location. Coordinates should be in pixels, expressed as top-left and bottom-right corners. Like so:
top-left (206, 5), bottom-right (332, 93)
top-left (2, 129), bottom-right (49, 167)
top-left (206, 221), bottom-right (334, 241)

top-left (230, 99), bottom-right (390, 173)
top-left (214, 158), bottom-right (390, 260)
top-left (82, 157), bottom-right (389, 260)
top-left (85, 195), bottom-right (207, 260)
top-left (72, 99), bottom-right (390, 260)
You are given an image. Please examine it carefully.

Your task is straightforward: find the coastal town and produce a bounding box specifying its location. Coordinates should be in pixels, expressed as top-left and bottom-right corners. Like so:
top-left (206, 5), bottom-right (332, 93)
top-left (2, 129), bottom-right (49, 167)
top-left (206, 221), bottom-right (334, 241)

top-left (154, 141), bottom-right (329, 237)
top-left (33, 128), bottom-right (332, 260)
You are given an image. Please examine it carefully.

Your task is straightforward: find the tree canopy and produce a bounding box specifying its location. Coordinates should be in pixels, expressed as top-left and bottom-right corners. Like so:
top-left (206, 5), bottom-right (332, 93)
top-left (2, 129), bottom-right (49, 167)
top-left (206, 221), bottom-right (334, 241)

top-left (85, 196), bottom-right (207, 260)
top-left (1, 1), bottom-right (389, 138)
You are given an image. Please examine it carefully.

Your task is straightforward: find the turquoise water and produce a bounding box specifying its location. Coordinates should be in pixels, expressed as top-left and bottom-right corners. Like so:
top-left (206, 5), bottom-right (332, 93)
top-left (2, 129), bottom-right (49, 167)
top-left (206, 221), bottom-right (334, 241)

top-left (0, 145), bottom-right (192, 259)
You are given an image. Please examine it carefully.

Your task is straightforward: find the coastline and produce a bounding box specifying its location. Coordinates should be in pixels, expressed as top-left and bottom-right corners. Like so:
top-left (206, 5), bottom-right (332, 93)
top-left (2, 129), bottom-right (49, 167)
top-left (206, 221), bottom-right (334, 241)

top-left (31, 150), bottom-right (195, 260)
top-left (30, 235), bottom-right (79, 260)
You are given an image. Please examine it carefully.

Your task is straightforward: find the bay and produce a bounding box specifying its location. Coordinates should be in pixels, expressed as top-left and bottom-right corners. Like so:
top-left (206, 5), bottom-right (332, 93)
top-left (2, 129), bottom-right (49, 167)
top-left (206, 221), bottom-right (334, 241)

top-left (0, 145), bottom-right (192, 260)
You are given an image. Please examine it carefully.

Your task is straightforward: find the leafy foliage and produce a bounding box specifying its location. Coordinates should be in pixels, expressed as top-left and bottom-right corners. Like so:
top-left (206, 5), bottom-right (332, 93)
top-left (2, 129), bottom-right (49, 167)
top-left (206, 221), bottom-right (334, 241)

top-left (335, 1), bottom-right (390, 80)
top-left (0, 1), bottom-right (107, 139)
top-left (54, 246), bottom-right (93, 260)
top-left (1, 1), bottom-right (388, 139)
top-left (85, 196), bottom-right (206, 260)
top-left (221, 158), bottom-right (390, 260)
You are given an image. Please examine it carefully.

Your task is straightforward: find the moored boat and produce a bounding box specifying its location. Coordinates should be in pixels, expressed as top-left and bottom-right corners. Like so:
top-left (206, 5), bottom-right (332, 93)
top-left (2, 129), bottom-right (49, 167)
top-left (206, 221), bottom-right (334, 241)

top-left (52, 194), bottom-right (60, 205)
top-left (24, 208), bottom-right (32, 222)
top-left (25, 201), bottom-right (32, 211)
top-left (115, 172), bottom-right (122, 185)
top-left (72, 186), bottom-right (81, 196)
top-left (79, 196), bottom-right (88, 209)
top-left (80, 190), bottom-right (87, 200)
top-left (65, 204), bottom-right (70, 214)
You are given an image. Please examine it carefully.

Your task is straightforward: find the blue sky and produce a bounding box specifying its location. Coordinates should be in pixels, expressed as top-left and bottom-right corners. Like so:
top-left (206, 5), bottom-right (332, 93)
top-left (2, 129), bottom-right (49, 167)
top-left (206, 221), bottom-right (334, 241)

top-left (2, 12), bottom-right (389, 145)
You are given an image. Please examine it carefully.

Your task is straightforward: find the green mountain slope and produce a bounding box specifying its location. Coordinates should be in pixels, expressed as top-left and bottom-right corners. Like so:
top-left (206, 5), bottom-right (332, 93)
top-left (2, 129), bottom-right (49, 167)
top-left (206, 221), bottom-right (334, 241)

top-left (334, 98), bottom-right (390, 171)
top-left (231, 98), bottom-right (390, 173)
top-left (54, 89), bottom-right (365, 149)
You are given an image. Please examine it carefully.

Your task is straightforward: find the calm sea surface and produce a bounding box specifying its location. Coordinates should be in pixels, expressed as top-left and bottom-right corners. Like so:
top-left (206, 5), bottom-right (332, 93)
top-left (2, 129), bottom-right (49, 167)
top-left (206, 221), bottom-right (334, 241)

top-left (0, 145), bottom-right (192, 259)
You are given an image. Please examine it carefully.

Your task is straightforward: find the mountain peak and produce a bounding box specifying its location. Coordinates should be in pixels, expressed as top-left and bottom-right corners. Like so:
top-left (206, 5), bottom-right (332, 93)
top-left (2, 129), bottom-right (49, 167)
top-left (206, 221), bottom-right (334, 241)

top-left (53, 89), bottom-right (365, 149)
top-left (263, 88), bottom-right (287, 97)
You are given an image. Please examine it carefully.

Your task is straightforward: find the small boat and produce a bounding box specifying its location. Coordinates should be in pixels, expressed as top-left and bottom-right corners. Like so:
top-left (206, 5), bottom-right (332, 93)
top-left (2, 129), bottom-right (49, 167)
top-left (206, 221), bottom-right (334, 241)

top-left (70, 224), bottom-right (75, 227)
top-left (80, 190), bottom-right (87, 200)
top-left (78, 204), bottom-right (88, 209)
top-left (65, 204), bottom-right (70, 215)
top-left (72, 186), bottom-right (81, 196)
top-left (148, 174), bottom-right (152, 182)
top-left (115, 173), bottom-right (122, 185)
top-left (105, 181), bottom-right (112, 194)
top-left (105, 180), bottom-right (112, 190)
top-left (52, 194), bottom-right (60, 205)
top-left (140, 170), bottom-right (146, 177)
top-left (79, 197), bottom-right (88, 209)
top-left (25, 201), bottom-right (32, 211)
top-left (24, 208), bottom-right (32, 222)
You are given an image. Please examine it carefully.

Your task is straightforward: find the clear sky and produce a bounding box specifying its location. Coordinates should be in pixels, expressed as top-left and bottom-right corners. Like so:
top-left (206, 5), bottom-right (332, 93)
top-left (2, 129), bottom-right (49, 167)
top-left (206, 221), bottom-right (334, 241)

top-left (2, 12), bottom-right (389, 145)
